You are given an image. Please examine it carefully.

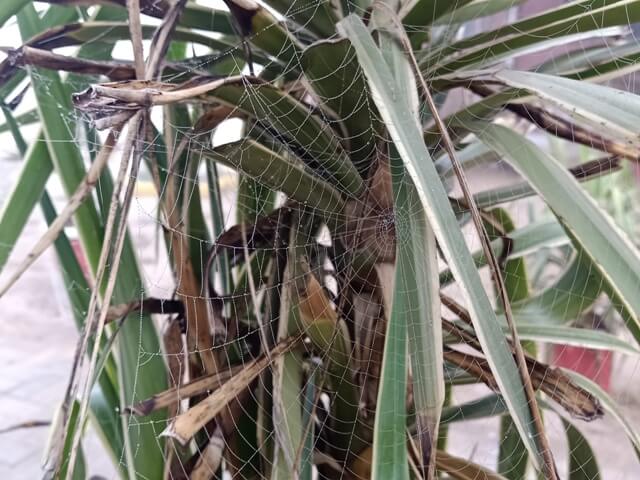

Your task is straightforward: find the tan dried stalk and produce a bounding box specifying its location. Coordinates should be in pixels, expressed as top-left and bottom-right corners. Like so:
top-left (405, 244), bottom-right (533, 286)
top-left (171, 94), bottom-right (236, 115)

top-left (396, 20), bottom-right (559, 480)
top-left (128, 364), bottom-right (243, 416)
top-left (162, 336), bottom-right (300, 445)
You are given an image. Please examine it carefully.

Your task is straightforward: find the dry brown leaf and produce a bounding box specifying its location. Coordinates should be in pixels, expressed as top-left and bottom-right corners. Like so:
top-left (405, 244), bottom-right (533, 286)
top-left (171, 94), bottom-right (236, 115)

top-left (162, 316), bottom-right (187, 420)
top-left (443, 347), bottom-right (603, 421)
top-left (189, 429), bottom-right (225, 480)
top-left (346, 445), bottom-right (372, 480)
top-left (162, 336), bottom-right (299, 445)
top-left (128, 364), bottom-right (243, 417)
top-left (162, 115), bottom-right (218, 376)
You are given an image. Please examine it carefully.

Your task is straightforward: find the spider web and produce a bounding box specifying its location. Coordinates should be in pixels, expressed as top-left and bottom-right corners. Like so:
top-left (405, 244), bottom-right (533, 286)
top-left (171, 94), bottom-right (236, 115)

top-left (1, 0), bottom-right (640, 479)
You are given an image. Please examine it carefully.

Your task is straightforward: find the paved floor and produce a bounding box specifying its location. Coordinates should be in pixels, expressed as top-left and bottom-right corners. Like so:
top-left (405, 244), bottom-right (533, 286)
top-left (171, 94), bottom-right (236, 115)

top-left (0, 154), bottom-right (115, 478)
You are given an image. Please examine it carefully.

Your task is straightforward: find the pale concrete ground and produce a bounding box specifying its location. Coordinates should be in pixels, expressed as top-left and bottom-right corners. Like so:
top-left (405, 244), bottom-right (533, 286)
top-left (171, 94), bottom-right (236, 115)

top-left (0, 152), bottom-right (118, 479)
top-left (1, 150), bottom-right (640, 479)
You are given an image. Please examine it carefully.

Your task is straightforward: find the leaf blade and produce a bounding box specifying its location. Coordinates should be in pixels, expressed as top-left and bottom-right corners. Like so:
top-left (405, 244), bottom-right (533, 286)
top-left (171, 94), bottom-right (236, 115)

top-left (474, 123), bottom-right (640, 332)
top-left (338, 14), bottom-right (548, 470)
top-left (488, 69), bottom-right (640, 147)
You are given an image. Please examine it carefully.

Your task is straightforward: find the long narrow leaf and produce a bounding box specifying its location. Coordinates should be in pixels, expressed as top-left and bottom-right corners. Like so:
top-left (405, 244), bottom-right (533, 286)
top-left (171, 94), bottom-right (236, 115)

top-left (510, 324), bottom-right (640, 355)
top-left (3, 103), bottom-right (126, 477)
top-left (0, 0), bottom-right (29, 27)
top-left (372, 219), bottom-right (410, 478)
top-left (486, 70), bottom-right (640, 147)
top-left (564, 370), bottom-right (640, 457)
top-left (0, 2), bottom-right (86, 273)
top-left (300, 39), bottom-right (381, 171)
top-left (492, 209), bottom-right (530, 480)
top-left (261, 0), bottom-right (337, 37)
top-left (511, 248), bottom-right (603, 325)
top-left (433, 0), bottom-right (527, 25)
top-left (206, 139), bottom-right (344, 215)
top-left (562, 419), bottom-right (601, 480)
top-left (440, 220), bottom-right (568, 286)
top-left (0, 138), bottom-right (52, 272)
top-left (427, 0), bottom-right (640, 73)
top-left (75, 78), bottom-right (364, 197)
top-left (339, 14), bottom-right (548, 470)
top-left (474, 124), bottom-right (640, 331)
top-left (381, 28), bottom-right (443, 477)
top-left (17, 6), bottom-right (168, 478)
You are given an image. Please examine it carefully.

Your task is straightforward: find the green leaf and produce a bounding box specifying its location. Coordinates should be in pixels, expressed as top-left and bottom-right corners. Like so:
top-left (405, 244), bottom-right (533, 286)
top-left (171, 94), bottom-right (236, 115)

top-left (177, 1), bottom-right (234, 34)
top-left (40, 193), bottom-right (126, 469)
top-left (273, 351), bottom-right (304, 478)
top-left (300, 39), bottom-right (381, 172)
top-left (481, 209), bottom-right (530, 480)
top-left (441, 395), bottom-right (605, 480)
top-left (201, 81), bottom-right (364, 197)
top-left (563, 419), bottom-right (601, 480)
top-left (170, 0), bottom-right (303, 68)
top-left (16, 21), bottom-right (236, 53)
top-left (435, 141), bottom-right (499, 187)
top-left (491, 209), bottom-right (530, 480)
top-left (382, 29), bottom-right (443, 477)
top-left (243, 5), bottom-right (304, 69)
top-left (564, 370), bottom-right (640, 458)
top-left (300, 367), bottom-right (318, 480)
top-left (54, 401), bottom-right (87, 480)
top-left (237, 174), bottom-right (275, 225)
top-left (85, 144), bottom-right (168, 479)
top-left (17, 5), bottom-right (167, 478)
top-left (261, 0), bottom-right (337, 37)
top-left (0, 137), bottom-right (53, 273)
top-left (445, 151), bottom-right (618, 210)
top-left (402, 0), bottom-right (475, 47)
top-left (404, 0), bottom-right (473, 28)
top-left (489, 208), bottom-right (529, 303)
top-left (427, 0), bottom-right (640, 73)
top-left (164, 104), bottom-right (211, 280)
top-left (440, 394), bottom-right (507, 424)
top-left (440, 220), bottom-right (569, 286)
top-left (485, 70), bottom-right (640, 147)
top-left (566, 48), bottom-right (640, 82)
top-left (510, 246), bottom-right (604, 326)
top-left (339, 14), bottom-right (548, 471)
top-left (273, 225), bottom-right (306, 478)
top-left (373, 213), bottom-right (410, 478)
top-left (56, 0), bottom-right (236, 35)
top-left (0, 0), bottom-right (30, 27)
top-left (0, 2), bottom-right (85, 274)
top-left (464, 28), bottom-right (625, 74)
top-left (387, 148), bottom-right (443, 478)
top-left (540, 40), bottom-right (640, 77)
top-left (434, 0), bottom-right (527, 26)
top-left (17, 8), bottom-right (103, 268)
top-left (498, 418), bottom-right (529, 480)
top-left (1, 50), bottom-right (127, 480)
top-left (511, 324), bottom-right (640, 355)
top-left (0, 109), bottom-right (39, 134)
top-left (206, 139), bottom-right (345, 215)
top-left (88, 386), bottom-right (126, 473)
top-left (474, 123), bottom-right (640, 332)
top-left (424, 89), bottom-right (523, 150)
